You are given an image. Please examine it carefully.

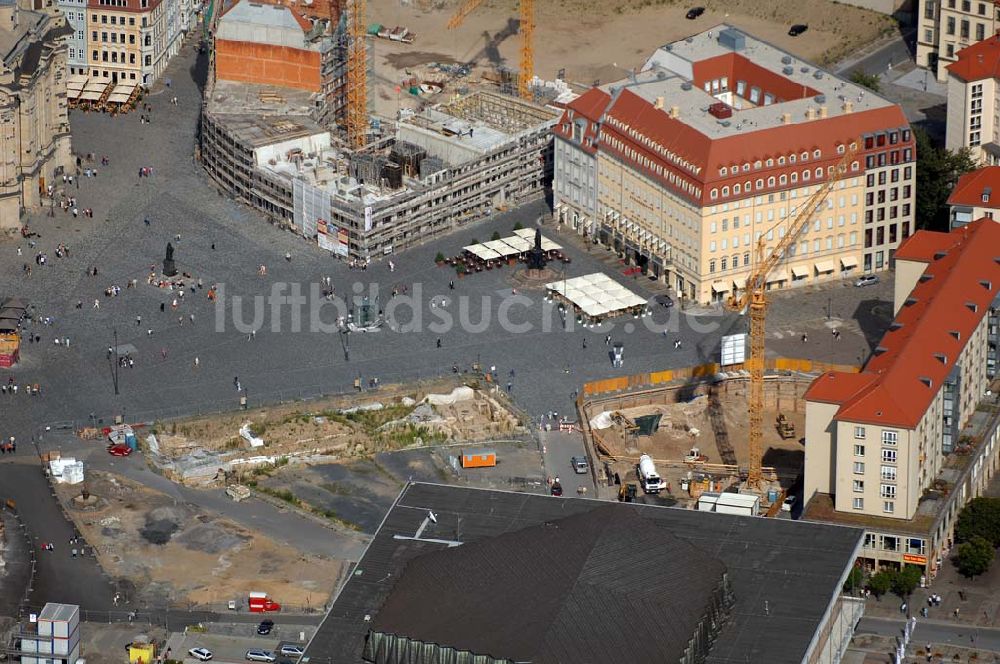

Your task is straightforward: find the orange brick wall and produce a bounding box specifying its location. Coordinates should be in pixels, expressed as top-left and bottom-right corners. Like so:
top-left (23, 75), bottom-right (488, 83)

top-left (215, 39), bottom-right (321, 92)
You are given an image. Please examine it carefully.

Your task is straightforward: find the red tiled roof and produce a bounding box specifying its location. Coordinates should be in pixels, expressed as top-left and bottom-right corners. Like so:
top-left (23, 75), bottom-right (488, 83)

top-left (804, 219), bottom-right (1000, 428)
top-left (947, 35), bottom-right (1000, 82)
top-left (553, 88), bottom-right (611, 157)
top-left (947, 167), bottom-right (1000, 208)
top-left (693, 53), bottom-right (820, 103)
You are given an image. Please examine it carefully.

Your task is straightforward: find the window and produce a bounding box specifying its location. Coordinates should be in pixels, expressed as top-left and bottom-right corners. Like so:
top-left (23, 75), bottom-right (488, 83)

top-left (881, 465), bottom-right (896, 481)
top-left (977, 22), bottom-right (986, 40)
top-left (853, 497), bottom-right (864, 510)
top-left (961, 19), bottom-right (970, 39)
top-left (883, 501), bottom-right (895, 514)
top-left (882, 448), bottom-right (897, 463)
top-left (721, 257), bottom-right (728, 271)
top-left (853, 480), bottom-right (865, 493)
top-left (947, 16), bottom-right (955, 34)
top-left (129, 53), bottom-right (135, 64)
top-left (854, 426), bottom-right (866, 439)
top-left (853, 461), bottom-right (865, 474)
top-left (710, 189), bottom-right (718, 200)
top-left (91, 30), bottom-right (97, 40)
top-left (144, 54), bottom-right (151, 66)
top-left (854, 444), bottom-right (865, 457)
top-left (881, 484), bottom-right (897, 498)
top-left (882, 430), bottom-right (897, 445)
top-left (709, 259), bottom-right (716, 273)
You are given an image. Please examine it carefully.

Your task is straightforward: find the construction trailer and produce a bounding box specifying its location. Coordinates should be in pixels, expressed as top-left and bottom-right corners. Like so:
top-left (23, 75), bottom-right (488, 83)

top-left (697, 492), bottom-right (761, 517)
top-left (461, 449), bottom-right (497, 468)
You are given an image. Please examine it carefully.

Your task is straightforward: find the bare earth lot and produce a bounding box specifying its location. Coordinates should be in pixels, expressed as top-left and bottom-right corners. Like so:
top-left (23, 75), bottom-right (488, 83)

top-left (56, 471), bottom-right (344, 609)
top-left (366, 0), bottom-right (894, 114)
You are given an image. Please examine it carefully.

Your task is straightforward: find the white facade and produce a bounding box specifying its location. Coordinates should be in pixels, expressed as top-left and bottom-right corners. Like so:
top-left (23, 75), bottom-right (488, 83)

top-left (57, 0), bottom-right (88, 74)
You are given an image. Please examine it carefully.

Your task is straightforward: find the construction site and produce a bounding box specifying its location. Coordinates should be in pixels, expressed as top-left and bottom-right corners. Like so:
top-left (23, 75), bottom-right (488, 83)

top-left (199, 0), bottom-right (894, 262)
top-left (583, 372), bottom-right (813, 511)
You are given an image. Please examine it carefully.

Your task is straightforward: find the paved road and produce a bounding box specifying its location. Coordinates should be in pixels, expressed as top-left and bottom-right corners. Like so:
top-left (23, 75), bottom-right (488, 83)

top-left (835, 29), bottom-right (914, 77)
top-left (858, 616), bottom-right (1000, 653)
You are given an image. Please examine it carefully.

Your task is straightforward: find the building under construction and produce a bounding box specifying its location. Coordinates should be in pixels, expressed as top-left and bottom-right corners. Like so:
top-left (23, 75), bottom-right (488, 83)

top-left (200, 85), bottom-right (559, 259)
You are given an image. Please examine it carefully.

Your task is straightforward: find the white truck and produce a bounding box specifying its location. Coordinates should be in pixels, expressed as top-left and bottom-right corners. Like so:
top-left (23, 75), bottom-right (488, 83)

top-left (636, 455), bottom-right (664, 494)
top-left (697, 491), bottom-right (760, 516)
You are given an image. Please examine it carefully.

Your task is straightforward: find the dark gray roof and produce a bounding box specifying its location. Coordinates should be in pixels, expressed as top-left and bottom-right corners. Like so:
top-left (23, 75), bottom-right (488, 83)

top-left (372, 505), bottom-right (728, 663)
top-left (308, 483), bottom-right (863, 664)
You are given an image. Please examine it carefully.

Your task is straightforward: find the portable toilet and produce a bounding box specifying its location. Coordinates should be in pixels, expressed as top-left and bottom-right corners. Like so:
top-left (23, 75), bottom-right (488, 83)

top-left (128, 640), bottom-right (155, 664)
top-left (461, 450), bottom-right (496, 468)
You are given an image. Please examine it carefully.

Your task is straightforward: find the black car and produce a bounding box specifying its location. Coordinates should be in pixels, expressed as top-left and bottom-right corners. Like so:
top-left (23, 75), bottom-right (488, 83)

top-left (788, 24), bottom-right (808, 37)
top-left (257, 620), bottom-right (274, 635)
top-left (686, 6), bottom-right (705, 19)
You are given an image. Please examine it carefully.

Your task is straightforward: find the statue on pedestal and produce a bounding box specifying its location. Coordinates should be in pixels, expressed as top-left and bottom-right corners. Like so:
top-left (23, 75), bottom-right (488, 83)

top-left (526, 228), bottom-right (547, 271)
top-left (162, 242), bottom-right (177, 277)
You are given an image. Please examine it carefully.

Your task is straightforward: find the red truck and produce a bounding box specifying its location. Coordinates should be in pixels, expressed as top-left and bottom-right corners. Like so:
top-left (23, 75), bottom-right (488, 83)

top-left (248, 591), bottom-right (281, 613)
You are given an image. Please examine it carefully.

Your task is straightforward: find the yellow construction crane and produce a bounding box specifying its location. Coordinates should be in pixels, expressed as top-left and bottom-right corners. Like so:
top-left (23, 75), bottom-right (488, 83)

top-left (725, 138), bottom-right (860, 489)
top-left (447, 0), bottom-right (535, 100)
top-left (346, 0), bottom-right (368, 149)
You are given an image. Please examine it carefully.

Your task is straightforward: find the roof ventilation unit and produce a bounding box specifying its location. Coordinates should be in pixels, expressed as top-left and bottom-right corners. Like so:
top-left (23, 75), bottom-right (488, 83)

top-left (681, 81), bottom-right (693, 91)
top-left (656, 70), bottom-right (668, 80)
top-left (813, 70), bottom-right (824, 80)
top-left (782, 66), bottom-right (794, 75)
top-left (718, 120), bottom-right (731, 127)
top-left (708, 102), bottom-right (733, 119)
top-left (800, 66), bottom-right (810, 73)
top-left (717, 28), bottom-right (745, 51)
top-left (814, 94), bottom-right (826, 103)
top-left (781, 55), bottom-right (792, 64)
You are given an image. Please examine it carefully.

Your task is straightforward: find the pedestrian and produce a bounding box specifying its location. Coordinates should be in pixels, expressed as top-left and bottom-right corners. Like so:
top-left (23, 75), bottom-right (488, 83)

top-left (506, 381), bottom-right (512, 393)
top-left (436, 338), bottom-right (442, 348)
top-left (234, 376), bottom-right (239, 389)
top-left (93, 299), bottom-right (100, 309)
top-left (160, 302), bottom-right (165, 312)
top-left (605, 334), bottom-right (611, 345)
top-left (194, 357), bottom-right (200, 368)
top-left (801, 333), bottom-right (808, 343)
top-left (582, 338), bottom-right (587, 349)
top-left (161, 348), bottom-right (167, 359)
top-left (189, 313), bottom-right (195, 324)
top-left (136, 315), bottom-right (141, 326)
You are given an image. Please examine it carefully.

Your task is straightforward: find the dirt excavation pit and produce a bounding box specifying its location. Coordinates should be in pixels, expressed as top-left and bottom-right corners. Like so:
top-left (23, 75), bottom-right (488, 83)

top-left (152, 378), bottom-right (524, 483)
top-left (365, 0), bottom-right (893, 116)
top-left (588, 377), bottom-right (811, 472)
top-left (57, 471), bottom-right (344, 608)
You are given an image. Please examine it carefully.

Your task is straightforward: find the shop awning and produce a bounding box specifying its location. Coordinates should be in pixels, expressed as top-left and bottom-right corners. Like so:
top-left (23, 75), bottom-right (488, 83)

top-left (711, 282), bottom-right (728, 293)
top-left (732, 277), bottom-right (746, 289)
top-left (767, 271), bottom-right (788, 283)
top-left (791, 266), bottom-right (809, 279)
top-left (840, 256), bottom-right (858, 269)
top-left (815, 261), bottom-right (835, 274)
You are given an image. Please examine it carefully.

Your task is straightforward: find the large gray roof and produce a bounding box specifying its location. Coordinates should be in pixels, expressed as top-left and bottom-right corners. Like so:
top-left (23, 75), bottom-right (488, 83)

top-left (371, 505), bottom-right (729, 663)
top-left (308, 483), bottom-right (863, 664)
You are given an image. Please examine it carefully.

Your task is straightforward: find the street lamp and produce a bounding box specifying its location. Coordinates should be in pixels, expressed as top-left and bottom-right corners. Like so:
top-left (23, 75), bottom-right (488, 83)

top-left (109, 327), bottom-right (120, 396)
top-left (826, 296), bottom-right (832, 320)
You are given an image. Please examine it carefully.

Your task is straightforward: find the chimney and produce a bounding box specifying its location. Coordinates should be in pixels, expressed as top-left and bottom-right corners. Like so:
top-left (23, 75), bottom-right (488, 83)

top-left (669, 105), bottom-right (680, 119)
top-left (654, 96), bottom-right (665, 110)
top-left (781, 112), bottom-right (792, 125)
top-left (842, 100), bottom-right (854, 114)
top-left (819, 105), bottom-right (828, 118)
top-left (805, 107), bottom-right (816, 121)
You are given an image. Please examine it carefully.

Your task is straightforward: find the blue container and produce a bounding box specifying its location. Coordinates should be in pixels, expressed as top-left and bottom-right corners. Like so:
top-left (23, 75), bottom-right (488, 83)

top-left (767, 489), bottom-right (779, 503)
top-left (125, 432), bottom-right (138, 450)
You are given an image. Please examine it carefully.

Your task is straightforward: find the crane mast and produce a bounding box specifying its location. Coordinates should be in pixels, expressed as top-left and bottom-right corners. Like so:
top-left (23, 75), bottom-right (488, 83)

top-left (727, 139), bottom-right (860, 488)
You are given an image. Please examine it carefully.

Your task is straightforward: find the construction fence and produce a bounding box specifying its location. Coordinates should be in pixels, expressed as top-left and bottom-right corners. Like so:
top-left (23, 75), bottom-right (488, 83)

top-left (581, 357), bottom-right (859, 398)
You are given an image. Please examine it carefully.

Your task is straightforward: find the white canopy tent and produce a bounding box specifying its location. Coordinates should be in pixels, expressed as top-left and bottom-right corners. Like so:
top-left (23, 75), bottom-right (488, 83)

top-left (545, 273), bottom-right (648, 323)
top-left (463, 244), bottom-right (503, 261)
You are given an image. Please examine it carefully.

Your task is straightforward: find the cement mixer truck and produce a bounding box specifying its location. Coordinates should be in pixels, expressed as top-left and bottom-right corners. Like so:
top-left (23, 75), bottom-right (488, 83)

top-left (637, 455), bottom-right (665, 494)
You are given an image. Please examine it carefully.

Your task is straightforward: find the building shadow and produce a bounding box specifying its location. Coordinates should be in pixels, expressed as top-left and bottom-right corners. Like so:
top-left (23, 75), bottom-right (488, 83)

top-left (850, 297), bottom-right (894, 353)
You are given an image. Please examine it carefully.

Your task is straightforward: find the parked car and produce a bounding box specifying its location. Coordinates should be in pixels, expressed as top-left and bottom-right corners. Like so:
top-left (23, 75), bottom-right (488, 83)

top-left (257, 619), bottom-right (274, 635)
top-left (245, 650), bottom-right (277, 663)
top-left (107, 444), bottom-right (132, 457)
top-left (571, 456), bottom-right (589, 474)
top-left (278, 644), bottom-right (304, 657)
top-left (188, 648), bottom-right (213, 661)
top-left (788, 24), bottom-right (808, 36)
top-left (854, 274), bottom-right (880, 287)
top-left (686, 6), bottom-right (705, 19)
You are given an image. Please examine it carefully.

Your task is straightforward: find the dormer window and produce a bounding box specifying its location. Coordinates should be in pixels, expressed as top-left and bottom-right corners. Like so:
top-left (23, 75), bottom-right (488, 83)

top-left (966, 301), bottom-right (979, 313)
top-left (720, 167), bottom-right (728, 176)
top-left (984, 187), bottom-right (992, 203)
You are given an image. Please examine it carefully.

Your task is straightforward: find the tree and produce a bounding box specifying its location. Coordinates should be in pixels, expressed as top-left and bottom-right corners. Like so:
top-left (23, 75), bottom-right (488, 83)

top-left (849, 70), bottom-right (881, 93)
top-left (513, 222), bottom-right (524, 231)
top-left (955, 497), bottom-right (1000, 546)
top-left (955, 536), bottom-right (995, 577)
top-left (491, 230), bottom-right (502, 241)
top-left (914, 127), bottom-right (976, 231)
top-left (843, 566), bottom-right (866, 594)
top-left (868, 570), bottom-right (892, 597)
top-left (891, 564), bottom-right (923, 598)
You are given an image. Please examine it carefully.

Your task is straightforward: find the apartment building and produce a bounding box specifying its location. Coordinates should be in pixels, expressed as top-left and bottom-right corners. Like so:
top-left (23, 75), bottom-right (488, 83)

top-left (947, 166), bottom-right (1000, 225)
top-left (553, 26), bottom-right (916, 305)
top-left (57, 0), bottom-right (88, 74)
top-left (803, 218), bottom-right (1000, 577)
top-left (86, 0), bottom-right (186, 85)
top-left (945, 35), bottom-right (1000, 164)
top-left (917, 0), bottom-right (1000, 81)
top-left (0, 2), bottom-right (73, 232)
